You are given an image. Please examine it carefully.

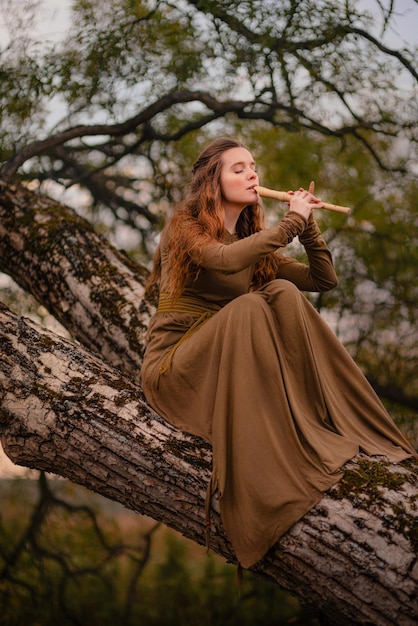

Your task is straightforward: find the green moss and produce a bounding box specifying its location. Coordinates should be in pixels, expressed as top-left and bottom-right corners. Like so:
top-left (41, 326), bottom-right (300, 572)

top-left (3, 181), bottom-right (152, 361)
top-left (333, 458), bottom-right (410, 502)
top-left (330, 457), bottom-right (418, 552)
top-left (385, 500), bottom-right (418, 551)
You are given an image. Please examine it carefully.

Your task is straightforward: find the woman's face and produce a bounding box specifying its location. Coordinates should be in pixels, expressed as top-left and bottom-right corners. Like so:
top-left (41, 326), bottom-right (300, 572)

top-left (219, 147), bottom-right (259, 209)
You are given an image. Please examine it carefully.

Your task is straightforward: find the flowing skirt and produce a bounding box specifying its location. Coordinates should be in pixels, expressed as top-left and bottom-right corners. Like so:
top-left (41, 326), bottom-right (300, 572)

top-left (141, 279), bottom-right (415, 568)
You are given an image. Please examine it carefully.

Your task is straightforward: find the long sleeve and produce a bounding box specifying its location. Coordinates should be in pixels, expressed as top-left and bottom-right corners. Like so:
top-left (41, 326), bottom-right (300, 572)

top-left (275, 216), bottom-right (338, 292)
top-left (190, 212), bottom-right (307, 274)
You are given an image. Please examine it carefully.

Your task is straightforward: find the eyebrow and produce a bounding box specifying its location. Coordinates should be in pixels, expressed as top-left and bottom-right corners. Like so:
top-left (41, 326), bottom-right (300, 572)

top-left (231, 160), bottom-right (256, 167)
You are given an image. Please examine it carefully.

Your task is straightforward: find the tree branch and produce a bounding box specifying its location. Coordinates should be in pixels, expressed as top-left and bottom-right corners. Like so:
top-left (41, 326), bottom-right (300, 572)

top-left (366, 375), bottom-right (418, 411)
top-left (0, 179), bottom-right (153, 376)
top-left (347, 25), bottom-right (418, 80)
top-left (0, 91), bottom-right (251, 180)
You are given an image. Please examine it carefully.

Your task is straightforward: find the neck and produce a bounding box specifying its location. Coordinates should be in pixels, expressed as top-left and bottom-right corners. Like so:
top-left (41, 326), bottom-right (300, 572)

top-left (223, 204), bottom-right (244, 235)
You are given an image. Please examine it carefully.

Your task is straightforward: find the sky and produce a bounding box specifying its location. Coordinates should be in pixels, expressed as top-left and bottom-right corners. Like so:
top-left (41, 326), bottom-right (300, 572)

top-left (0, 0), bottom-right (417, 477)
top-left (0, 0), bottom-right (70, 48)
top-left (359, 0), bottom-right (418, 46)
top-left (0, 0), bottom-right (418, 49)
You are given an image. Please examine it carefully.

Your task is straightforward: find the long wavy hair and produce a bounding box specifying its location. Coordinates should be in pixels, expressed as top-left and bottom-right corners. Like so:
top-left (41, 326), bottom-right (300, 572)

top-left (146, 137), bottom-right (281, 296)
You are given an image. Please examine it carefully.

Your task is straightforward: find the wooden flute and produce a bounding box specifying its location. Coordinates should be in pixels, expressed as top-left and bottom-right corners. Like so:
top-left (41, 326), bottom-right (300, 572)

top-left (255, 185), bottom-right (351, 215)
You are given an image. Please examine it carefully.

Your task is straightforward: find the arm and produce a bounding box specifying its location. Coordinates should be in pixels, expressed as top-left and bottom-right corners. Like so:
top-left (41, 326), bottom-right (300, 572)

top-left (275, 216), bottom-right (338, 292)
top-left (190, 212), bottom-right (307, 274)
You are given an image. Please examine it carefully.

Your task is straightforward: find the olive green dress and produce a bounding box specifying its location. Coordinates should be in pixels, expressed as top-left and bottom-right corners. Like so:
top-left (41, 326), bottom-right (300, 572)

top-left (141, 211), bottom-right (415, 569)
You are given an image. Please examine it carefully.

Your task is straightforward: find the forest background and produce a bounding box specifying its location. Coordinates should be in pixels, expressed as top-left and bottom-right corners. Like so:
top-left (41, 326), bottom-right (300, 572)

top-left (0, 0), bottom-right (417, 624)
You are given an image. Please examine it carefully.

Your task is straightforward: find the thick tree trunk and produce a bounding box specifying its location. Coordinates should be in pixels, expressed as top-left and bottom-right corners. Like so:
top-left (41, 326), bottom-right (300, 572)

top-left (1, 180), bottom-right (418, 625)
top-left (0, 179), bottom-right (153, 376)
top-left (0, 306), bottom-right (417, 626)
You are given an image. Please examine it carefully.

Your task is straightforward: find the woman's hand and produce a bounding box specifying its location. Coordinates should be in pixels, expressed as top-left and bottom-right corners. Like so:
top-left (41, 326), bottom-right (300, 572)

top-left (287, 182), bottom-right (324, 220)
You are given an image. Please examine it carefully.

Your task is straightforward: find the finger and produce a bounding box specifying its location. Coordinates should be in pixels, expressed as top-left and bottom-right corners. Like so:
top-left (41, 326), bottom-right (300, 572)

top-left (309, 181), bottom-right (315, 194)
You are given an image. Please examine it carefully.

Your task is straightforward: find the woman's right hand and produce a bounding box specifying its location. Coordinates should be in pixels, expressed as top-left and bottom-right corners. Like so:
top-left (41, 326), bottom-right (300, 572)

top-left (287, 184), bottom-right (324, 220)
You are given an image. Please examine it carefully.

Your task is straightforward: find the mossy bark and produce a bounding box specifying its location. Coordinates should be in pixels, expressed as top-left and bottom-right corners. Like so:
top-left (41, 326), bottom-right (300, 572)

top-left (0, 179), bottom-right (153, 376)
top-left (1, 180), bottom-right (417, 625)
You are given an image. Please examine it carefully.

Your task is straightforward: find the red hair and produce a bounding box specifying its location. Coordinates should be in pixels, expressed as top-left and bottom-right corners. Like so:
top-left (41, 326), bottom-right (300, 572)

top-left (146, 138), bottom-right (280, 296)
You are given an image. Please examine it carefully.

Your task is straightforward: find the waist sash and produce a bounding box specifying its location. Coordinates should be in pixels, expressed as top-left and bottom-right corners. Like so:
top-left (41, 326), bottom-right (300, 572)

top-left (157, 293), bottom-right (221, 316)
top-left (156, 294), bottom-right (221, 386)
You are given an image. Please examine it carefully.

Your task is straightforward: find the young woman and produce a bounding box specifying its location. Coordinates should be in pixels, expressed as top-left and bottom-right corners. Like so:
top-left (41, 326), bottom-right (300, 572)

top-left (141, 137), bottom-right (416, 569)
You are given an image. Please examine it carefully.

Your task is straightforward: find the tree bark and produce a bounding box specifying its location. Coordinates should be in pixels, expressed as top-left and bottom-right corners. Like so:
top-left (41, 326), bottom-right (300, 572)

top-left (0, 179), bottom-right (153, 376)
top-left (1, 179), bottom-right (417, 625)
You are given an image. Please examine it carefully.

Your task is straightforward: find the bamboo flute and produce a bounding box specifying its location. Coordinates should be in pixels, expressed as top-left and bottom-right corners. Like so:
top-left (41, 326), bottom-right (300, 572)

top-left (255, 185), bottom-right (351, 215)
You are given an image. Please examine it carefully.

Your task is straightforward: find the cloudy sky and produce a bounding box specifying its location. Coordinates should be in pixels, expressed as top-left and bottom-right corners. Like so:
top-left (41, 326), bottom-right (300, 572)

top-left (1, 0), bottom-right (418, 49)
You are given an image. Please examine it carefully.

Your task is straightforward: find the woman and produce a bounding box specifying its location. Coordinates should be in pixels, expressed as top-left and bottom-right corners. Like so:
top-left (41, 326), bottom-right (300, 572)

top-left (141, 137), bottom-right (416, 569)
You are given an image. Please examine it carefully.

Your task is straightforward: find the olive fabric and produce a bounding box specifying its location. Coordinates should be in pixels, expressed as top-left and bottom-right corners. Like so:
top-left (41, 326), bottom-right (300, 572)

top-left (141, 212), bottom-right (415, 569)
